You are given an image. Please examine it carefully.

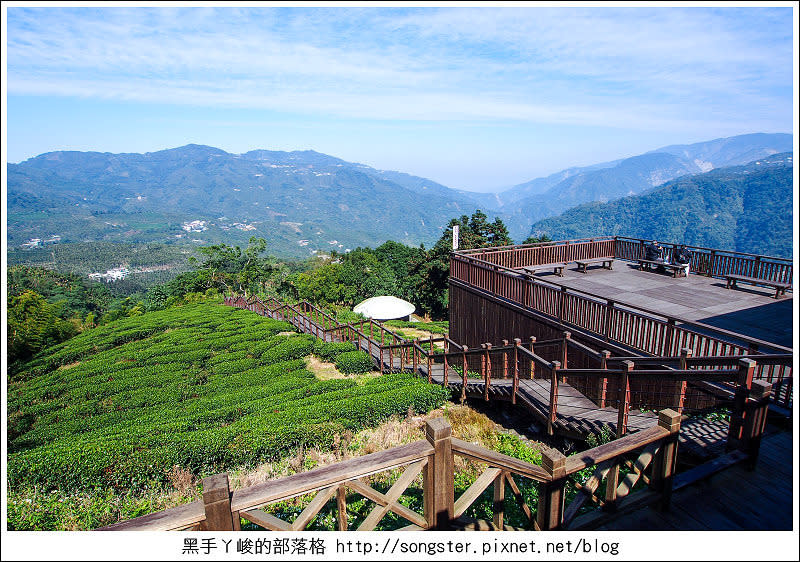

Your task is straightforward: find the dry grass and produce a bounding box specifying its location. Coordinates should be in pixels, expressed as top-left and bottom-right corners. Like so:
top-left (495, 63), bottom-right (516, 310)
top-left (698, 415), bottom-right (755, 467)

top-left (305, 356), bottom-right (344, 380)
top-left (57, 361), bottom-right (82, 371)
top-left (167, 465), bottom-right (197, 496)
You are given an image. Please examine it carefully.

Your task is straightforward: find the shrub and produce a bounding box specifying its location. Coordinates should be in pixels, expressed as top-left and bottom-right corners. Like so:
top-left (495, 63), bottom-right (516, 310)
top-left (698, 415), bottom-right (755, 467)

top-left (313, 341), bottom-right (357, 362)
top-left (335, 351), bottom-right (375, 374)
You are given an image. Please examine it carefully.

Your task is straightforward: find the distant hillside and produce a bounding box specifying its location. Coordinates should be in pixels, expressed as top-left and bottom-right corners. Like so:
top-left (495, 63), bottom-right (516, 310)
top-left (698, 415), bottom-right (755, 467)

top-left (7, 145), bottom-right (483, 258)
top-left (463, 133), bottom-right (792, 239)
top-left (8, 133), bottom-right (791, 255)
top-left (528, 153), bottom-right (793, 258)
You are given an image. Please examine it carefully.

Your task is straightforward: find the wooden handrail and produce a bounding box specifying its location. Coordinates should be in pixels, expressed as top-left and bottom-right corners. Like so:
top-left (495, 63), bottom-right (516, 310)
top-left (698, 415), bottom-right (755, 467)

top-left (563, 425), bottom-right (671, 474)
top-left (98, 499), bottom-right (205, 531)
top-left (451, 438), bottom-right (551, 481)
top-left (556, 368), bottom-right (739, 381)
top-left (230, 440), bottom-right (434, 512)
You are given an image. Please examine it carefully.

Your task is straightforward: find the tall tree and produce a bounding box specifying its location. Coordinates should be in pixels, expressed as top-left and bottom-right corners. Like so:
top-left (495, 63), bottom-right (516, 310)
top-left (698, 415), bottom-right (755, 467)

top-left (413, 210), bottom-right (513, 319)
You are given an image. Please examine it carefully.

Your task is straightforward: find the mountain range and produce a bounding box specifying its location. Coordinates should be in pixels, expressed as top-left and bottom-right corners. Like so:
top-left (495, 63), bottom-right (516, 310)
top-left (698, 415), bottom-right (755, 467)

top-left (6, 132), bottom-right (792, 258)
top-left (528, 152), bottom-right (794, 258)
top-left (464, 132), bottom-right (792, 238)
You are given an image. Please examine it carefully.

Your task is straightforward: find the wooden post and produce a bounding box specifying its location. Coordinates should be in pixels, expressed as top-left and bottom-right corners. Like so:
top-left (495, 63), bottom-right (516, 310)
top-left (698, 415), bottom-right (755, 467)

top-left (199, 473), bottom-right (239, 530)
top-left (663, 318), bottom-right (676, 356)
top-left (561, 331), bottom-right (570, 370)
top-left (512, 338), bottom-right (521, 405)
top-left (649, 409), bottom-right (681, 511)
top-left (424, 418), bottom-right (454, 530)
top-left (412, 342), bottom-right (418, 374)
top-left (616, 360), bottom-right (633, 438)
top-left (461, 345), bottom-right (468, 404)
top-left (741, 380), bottom-right (772, 470)
top-left (443, 345), bottom-right (449, 388)
top-left (336, 484), bottom-right (348, 530)
top-left (537, 447), bottom-right (567, 530)
top-left (604, 301), bottom-right (615, 342)
top-left (727, 358), bottom-right (756, 451)
top-left (547, 361), bottom-right (561, 436)
top-left (493, 471), bottom-right (506, 530)
top-left (502, 339), bottom-right (509, 379)
top-left (675, 348), bottom-right (692, 413)
top-left (598, 350), bottom-right (610, 407)
top-left (529, 336), bottom-right (537, 379)
top-left (558, 286), bottom-right (567, 323)
top-left (427, 341), bottom-right (433, 384)
top-left (484, 343), bottom-right (492, 401)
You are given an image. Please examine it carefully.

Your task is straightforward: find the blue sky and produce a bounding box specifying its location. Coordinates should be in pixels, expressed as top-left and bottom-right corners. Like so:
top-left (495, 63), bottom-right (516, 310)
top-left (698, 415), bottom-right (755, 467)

top-left (3, 5), bottom-right (795, 192)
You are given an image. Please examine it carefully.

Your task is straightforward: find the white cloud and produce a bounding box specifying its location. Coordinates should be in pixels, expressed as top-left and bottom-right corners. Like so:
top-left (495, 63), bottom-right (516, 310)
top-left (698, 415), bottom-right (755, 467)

top-left (5, 6), bottom-right (793, 134)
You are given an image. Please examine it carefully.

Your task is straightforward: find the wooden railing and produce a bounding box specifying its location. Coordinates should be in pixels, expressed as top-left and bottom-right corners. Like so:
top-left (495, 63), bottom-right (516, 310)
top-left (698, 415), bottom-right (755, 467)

top-left (449, 247), bottom-right (792, 395)
top-left (226, 296), bottom-right (789, 432)
top-left (225, 296), bottom-right (412, 375)
top-left (457, 237), bottom-right (616, 270)
top-left (614, 236), bottom-right (793, 284)
top-left (415, 332), bottom-right (776, 436)
top-left (456, 236), bottom-right (792, 285)
top-left (101, 385), bottom-right (773, 532)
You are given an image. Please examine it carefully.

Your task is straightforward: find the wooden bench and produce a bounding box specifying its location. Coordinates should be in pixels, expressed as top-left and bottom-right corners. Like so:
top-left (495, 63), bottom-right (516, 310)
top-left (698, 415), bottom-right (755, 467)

top-left (522, 262), bottom-right (566, 277)
top-left (725, 274), bottom-right (791, 299)
top-left (638, 259), bottom-right (687, 278)
top-left (575, 258), bottom-right (614, 274)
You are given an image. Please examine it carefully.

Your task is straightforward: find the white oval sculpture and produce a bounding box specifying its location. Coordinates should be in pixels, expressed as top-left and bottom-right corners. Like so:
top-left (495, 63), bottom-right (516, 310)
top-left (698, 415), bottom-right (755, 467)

top-left (353, 296), bottom-right (416, 321)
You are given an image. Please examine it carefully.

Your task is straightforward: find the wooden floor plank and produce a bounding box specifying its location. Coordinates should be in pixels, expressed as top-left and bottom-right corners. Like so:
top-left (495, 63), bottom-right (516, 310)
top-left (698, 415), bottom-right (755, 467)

top-left (594, 430), bottom-right (792, 530)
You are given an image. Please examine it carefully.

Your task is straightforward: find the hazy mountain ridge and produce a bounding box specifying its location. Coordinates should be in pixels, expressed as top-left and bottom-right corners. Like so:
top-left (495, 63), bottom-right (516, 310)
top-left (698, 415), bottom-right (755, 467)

top-left (7, 133), bottom-right (792, 257)
top-left (528, 153), bottom-right (794, 258)
top-left (462, 133), bottom-right (792, 239)
top-left (7, 144), bottom-right (481, 257)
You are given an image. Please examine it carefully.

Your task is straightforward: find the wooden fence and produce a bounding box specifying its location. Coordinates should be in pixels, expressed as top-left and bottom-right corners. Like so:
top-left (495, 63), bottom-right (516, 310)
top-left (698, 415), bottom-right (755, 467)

top-left (101, 381), bottom-right (773, 533)
top-left (614, 237), bottom-right (793, 284)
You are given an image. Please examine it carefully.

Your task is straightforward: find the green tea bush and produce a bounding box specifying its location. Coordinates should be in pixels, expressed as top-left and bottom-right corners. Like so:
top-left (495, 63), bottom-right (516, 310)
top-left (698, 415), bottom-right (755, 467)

top-left (7, 303), bottom-right (448, 502)
top-left (334, 351), bottom-right (375, 374)
top-left (313, 340), bottom-right (357, 362)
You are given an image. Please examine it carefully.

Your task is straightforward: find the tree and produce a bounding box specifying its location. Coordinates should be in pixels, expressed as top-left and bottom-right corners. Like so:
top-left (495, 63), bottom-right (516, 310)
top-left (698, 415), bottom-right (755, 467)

top-left (7, 290), bottom-right (78, 366)
top-left (192, 236), bottom-right (279, 296)
top-left (412, 210), bottom-right (513, 319)
top-left (522, 234), bottom-right (553, 245)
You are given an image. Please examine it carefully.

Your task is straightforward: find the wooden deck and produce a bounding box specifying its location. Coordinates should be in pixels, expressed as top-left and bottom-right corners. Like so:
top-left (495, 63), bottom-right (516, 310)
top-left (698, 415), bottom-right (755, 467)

top-left (537, 260), bottom-right (792, 348)
top-left (595, 428), bottom-right (793, 530)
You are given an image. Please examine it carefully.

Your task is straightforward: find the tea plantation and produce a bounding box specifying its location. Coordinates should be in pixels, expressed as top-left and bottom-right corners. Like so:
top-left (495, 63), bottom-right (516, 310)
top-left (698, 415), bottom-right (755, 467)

top-left (7, 303), bottom-right (449, 496)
